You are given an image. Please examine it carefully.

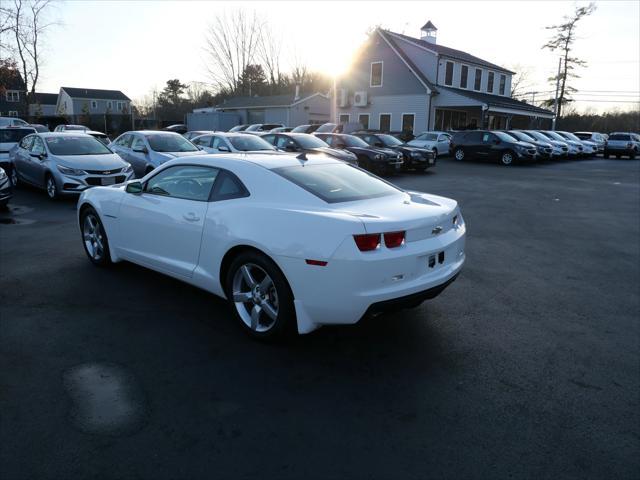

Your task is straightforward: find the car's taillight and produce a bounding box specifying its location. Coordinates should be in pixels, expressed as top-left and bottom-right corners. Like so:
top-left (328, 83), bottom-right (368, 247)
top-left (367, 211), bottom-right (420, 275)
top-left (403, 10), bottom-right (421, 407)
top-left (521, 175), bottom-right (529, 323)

top-left (353, 233), bottom-right (381, 251)
top-left (383, 231), bottom-right (405, 248)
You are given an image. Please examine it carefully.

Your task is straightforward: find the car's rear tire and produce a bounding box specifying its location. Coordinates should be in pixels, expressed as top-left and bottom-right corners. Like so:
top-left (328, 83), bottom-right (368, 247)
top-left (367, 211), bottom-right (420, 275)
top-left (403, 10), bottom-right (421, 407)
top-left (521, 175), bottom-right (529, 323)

top-left (45, 174), bottom-right (58, 200)
top-left (604, 152), bottom-right (610, 159)
top-left (10, 167), bottom-right (18, 186)
top-left (225, 250), bottom-right (295, 341)
top-left (500, 150), bottom-right (515, 166)
top-left (454, 147), bottom-right (465, 161)
top-left (630, 150), bottom-right (636, 159)
top-left (80, 207), bottom-right (112, 266)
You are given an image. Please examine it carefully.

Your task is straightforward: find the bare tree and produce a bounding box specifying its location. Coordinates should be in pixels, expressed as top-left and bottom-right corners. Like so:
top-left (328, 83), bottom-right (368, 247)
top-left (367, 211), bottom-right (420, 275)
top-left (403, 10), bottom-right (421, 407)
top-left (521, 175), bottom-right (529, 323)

top-left (203, 10), bottom-right (262, 93)
top-left (289, 47), bottom-right (308, 87)
top-left (3, 0), bottom-right (56, 107)
top-left (542, 2), bottom-right (596, 117)
top-left (257, 24), bottom-right (284, 92)
top-left (509, 64), bottom-right (533, 98)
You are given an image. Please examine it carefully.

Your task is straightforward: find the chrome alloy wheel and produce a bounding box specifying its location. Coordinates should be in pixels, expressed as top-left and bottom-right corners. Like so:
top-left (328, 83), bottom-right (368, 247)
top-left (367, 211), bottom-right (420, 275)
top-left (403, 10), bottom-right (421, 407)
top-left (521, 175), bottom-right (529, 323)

top-left (454, 148), bottom-right (464, 161)
top-left (83, 214), bottom-right (105, 261)
top-left (232, 263), bottom-right (279, 333)
top-left (46, 176), bottom-right (57, 198)
top-left (501, 152), bottom-right (514, 165)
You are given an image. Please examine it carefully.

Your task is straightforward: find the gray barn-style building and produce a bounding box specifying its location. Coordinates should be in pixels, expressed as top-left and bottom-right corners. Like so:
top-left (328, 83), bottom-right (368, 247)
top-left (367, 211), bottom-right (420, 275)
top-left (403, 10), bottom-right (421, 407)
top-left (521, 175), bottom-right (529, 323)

top-left (56, 87), bottom-right (132, 118)
top-left (336, 22), bottom-right (553, 134)
top-left (216, 91), bottom-right (330, 126)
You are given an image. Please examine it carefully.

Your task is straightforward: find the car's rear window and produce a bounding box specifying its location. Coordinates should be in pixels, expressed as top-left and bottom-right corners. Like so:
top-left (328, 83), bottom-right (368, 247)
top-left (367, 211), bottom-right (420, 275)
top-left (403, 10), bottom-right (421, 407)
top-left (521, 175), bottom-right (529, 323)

top-left (273, 163), bottom-right (400, 203)
top-left (0, 128), bottom-right (36, 143)
top-left (609, 134), bottom-right (631, 141)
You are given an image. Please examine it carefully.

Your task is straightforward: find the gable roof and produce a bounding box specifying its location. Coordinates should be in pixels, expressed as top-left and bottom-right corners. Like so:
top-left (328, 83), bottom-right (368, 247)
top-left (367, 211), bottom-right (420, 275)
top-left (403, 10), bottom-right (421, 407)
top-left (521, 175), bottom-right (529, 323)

top-left (33, 92), bottom-right (58, 105)
top-left (377, 30), bottom-right (438, 93)
top-left (217, 92), bottom-right (328, 110)
top-left (421, 21), bottom-right (437, 31)
top-left (440, 86), bottom-right (554, 116)
top-left (386, 30), bottom-right (515, 74)
top-left (61, 87), bottom-right (130, 101)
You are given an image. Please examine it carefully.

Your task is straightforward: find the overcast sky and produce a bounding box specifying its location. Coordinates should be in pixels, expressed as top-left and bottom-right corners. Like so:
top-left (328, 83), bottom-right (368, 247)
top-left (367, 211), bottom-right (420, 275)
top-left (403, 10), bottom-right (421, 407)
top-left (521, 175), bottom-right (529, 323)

top-left (36, 0), bottom-right (639, 112)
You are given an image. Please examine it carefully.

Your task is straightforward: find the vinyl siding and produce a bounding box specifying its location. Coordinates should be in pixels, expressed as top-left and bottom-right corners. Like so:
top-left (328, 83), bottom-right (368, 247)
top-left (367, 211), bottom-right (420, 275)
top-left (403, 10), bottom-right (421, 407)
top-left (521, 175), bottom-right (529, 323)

top-left (338, 94), bottom-right (429, 132)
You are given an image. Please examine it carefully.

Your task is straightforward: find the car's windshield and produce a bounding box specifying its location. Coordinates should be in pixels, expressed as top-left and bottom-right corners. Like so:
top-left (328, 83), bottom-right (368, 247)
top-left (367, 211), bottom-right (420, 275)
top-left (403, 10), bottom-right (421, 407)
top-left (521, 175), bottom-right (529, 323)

top-left (147, 134), bottom-right (198, 152)
top-left (229, 125), bottom-right (248, 132)
top-left (315, 123), bottom-right (337, 133)
top-left (64, 125), bottom-right (87, 131)
top-left (343, 135), bottom-right (369, 148)
top-left (511, 131), bottom-right (536, 142)
top-left (543, 131), bottom-right (567, 142)
top-left (525, 131), bottom-right (551, 142)
top-left (274, 163), bottom-right (401, 203)
top-left (416, 133), bottom-right (438, 141)
top-left (494, 131), bottom-right (518, 142)
top-left (294, 135), bottom-right (329, 149)
top-left (291, 125), bottom-right (310, 133)
top-left (378, 134), bottom-right (403, 146)
top-left (0, 128), bottom-right (36, 143)
top-left (89, 133), bottom-right (111, 146)
top-left (574, 133), bottom-right (592, 140)
top-left (45, 136), bottom-right (112, 155)
top-left (228, 135), bottom-right (275, 151)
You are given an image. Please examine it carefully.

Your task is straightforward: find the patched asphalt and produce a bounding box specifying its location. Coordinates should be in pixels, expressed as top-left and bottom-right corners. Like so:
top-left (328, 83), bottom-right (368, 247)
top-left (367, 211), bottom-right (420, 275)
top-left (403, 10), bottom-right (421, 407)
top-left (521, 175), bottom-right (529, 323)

top-left (1, 156), bottom-right (638, 479)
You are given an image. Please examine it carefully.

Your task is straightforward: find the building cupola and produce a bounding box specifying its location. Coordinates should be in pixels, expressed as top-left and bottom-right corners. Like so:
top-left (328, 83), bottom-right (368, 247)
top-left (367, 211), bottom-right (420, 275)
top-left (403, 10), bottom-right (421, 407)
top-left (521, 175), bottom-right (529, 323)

top-left (420, 21), bottom-right (437, 44)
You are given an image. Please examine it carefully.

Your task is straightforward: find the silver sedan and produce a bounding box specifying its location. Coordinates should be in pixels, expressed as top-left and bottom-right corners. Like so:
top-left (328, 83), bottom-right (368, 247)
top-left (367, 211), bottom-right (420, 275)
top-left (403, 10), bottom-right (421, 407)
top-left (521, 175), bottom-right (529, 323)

top-left (12, 132), bottom-right (134, 199)
top-left (191, 132), bottom-right (277, 154)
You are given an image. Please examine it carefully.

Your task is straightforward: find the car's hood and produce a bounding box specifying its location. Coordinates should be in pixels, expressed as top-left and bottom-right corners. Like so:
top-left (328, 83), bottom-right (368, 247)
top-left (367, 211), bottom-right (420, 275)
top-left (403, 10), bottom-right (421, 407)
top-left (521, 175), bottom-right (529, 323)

top-left (332, 191), bottom-right (459, 234)
top-left (158, 150), bottom-right (207, 159)
top-left (515, 141), bottom-right (536, 148)
top-left (55, 153), bottom-right (126, 170)
top-left (311, 147), bottom-right (356, 160)
top-left (407, 139), bottom-right (437, 147)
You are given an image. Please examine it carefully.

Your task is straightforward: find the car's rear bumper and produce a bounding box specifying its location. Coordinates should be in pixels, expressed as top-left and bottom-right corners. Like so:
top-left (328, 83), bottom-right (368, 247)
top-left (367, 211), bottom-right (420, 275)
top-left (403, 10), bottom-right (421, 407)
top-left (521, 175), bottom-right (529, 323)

top-left (278, 225), bottom-right (466, 333)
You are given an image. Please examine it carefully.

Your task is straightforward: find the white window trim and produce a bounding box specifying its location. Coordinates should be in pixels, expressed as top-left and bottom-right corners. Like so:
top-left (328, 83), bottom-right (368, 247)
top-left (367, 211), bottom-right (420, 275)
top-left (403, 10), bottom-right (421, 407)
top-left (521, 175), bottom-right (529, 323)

top-left (6, 91), bottom-right (20, 102)
top-left (8, 111), bottom-right (18, 117)
top-left (338, 113), bottom-right (350, 124)
top-left (444, 61), bottom-right (455, 87)
top-left (487, 71), bottom-right (495, 94)
top-left (370, 61), bottom-right (383, 88)
top-left (401, 113), bottom-right (416, 132)
top-left (459, 64), bottom-right (470, 90)
top-left (357, 113), bottom-right (370, 129)
top-left (91, 100), bottom-right (98, 110)
top-left (378, 113), bottom-right (392, 131)
top-left (107, 101), bottom-right (113, 109)
top-left (473, 68), bottom-right (483, 92)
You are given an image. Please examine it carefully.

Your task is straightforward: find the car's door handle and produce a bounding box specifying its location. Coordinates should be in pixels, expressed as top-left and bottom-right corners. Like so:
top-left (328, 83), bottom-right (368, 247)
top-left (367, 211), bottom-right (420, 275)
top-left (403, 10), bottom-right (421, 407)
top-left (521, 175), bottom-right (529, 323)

top-left (183, 212), bottom-right (200, 222)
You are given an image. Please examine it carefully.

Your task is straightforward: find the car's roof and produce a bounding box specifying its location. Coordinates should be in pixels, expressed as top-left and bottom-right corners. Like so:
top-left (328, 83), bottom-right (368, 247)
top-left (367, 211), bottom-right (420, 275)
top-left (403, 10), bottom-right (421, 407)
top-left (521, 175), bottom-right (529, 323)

top-left (85, 130), bottom-right (107, 135)
top-left (36, 132), bottom-right (92, 137)
top-left (171, 152), bottom-right (344, 170)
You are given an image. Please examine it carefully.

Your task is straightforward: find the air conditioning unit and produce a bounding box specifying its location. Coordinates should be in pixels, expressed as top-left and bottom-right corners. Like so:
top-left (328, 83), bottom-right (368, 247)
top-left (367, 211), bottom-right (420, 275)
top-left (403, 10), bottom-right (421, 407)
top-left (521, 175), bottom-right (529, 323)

top-left (338, 89), bottom-right (349, 107)
top-left (353, 91), bottom-right (368, 107)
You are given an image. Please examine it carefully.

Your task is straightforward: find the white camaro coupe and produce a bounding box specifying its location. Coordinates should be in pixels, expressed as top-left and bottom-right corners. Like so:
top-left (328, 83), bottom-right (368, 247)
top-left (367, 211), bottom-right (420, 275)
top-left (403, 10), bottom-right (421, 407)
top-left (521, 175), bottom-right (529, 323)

top-left (77, 153), bottom-right (466, 340)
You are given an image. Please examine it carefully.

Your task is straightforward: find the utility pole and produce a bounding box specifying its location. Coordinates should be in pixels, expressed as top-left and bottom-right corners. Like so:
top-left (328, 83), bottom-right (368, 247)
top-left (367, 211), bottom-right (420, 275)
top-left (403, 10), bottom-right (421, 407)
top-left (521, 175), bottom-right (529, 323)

top-left (552, 56), bottom-right (562, 130)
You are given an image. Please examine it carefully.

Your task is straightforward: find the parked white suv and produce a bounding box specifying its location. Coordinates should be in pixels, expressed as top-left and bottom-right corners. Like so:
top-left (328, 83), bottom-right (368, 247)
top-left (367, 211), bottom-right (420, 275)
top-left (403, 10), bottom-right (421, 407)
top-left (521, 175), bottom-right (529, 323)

top-left (407, 131), bottom-right (451, 157)
top-left (604, 132), bottom-right (639, 159)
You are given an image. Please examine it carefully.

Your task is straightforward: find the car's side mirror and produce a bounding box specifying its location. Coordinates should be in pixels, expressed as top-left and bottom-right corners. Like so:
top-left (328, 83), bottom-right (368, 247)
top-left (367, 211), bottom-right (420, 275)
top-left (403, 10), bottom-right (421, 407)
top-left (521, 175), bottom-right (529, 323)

top-left (132, 146), bottom-right (148, 154)
top-left (30, 152), bottom-right (46, 160)
top-left (494, 139), bottom-right (501, 145)
top-left (218, 145), bottom-right (230, 152)
top-left (126, 181), bottom-right (143, 194)
top-left (336, 143), bottom-right (346, 149)
top-left (285, 145), bottom-right (298, 152)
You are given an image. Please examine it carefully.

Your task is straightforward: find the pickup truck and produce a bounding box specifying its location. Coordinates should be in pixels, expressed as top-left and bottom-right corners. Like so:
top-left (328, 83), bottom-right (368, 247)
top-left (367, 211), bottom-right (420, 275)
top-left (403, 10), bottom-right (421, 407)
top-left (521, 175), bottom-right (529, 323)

top-left (604, 132), bottom-right (639, 159)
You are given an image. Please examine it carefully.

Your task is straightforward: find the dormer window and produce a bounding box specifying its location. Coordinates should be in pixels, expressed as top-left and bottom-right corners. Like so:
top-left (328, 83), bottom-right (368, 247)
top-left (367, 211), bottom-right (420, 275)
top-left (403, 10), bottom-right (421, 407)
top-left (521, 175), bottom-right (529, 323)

top-left (370, 62), bottom-right (383, 87)
top-left (474, 68), bottom-right (482, 91)
top-left (499, 74), bottom-right (506, 95)
top-left (444, 61), bottom-right (454, 86)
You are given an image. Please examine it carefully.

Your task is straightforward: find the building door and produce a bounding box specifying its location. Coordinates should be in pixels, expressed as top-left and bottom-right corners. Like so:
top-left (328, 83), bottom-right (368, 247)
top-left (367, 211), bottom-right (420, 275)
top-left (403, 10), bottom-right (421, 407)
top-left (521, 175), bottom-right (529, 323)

top-left (401, 114), bottom-right (415, 135)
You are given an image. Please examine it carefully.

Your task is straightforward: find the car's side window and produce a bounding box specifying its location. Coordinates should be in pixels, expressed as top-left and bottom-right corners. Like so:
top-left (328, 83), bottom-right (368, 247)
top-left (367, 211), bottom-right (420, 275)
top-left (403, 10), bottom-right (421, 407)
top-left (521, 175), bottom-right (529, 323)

top-left (116, 134), bottom-right (132, 148)
top-left (193, 136), bottom-right (212, 147)
top-left (131, 136), bottom-right (146, 151)
top-left (211, 170), bottom-right (250, 201)
top-left (482, 133), bottom-right (492, 143)
top-left (144, 165), bottom-right (219, 201)
top-left (31, 137), bottom-right (45, 155)
top-left (20, 135), bottom-right (34, 150)
top-left (322, 136), bottom-right (333, 146)
top-left (261, 134), bottom-right (275, 145)
top-left (211, 136), bottom-right (223, 149)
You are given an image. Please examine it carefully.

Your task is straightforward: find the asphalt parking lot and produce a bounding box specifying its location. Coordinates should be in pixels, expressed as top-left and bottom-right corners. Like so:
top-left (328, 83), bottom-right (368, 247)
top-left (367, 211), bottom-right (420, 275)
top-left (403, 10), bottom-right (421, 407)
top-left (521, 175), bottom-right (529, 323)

top-left (1, 157), bottom-right (639, 480)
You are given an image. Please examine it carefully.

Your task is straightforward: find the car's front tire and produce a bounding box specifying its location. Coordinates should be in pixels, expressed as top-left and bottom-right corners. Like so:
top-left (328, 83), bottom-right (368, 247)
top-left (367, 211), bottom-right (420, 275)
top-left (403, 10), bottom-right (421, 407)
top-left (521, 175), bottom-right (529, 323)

top-left (500, 150), bottom-right (515, 166)
top-left (45, 174), bottom-right (58, 200)
top-left (10, 168), bottom-right (18, 186)
top-left (80, 207), bottom-right (112, 266)
top-left (225, 250), bottom-right (295, 341)
top-left (454, 147), bottom-right (465, 161)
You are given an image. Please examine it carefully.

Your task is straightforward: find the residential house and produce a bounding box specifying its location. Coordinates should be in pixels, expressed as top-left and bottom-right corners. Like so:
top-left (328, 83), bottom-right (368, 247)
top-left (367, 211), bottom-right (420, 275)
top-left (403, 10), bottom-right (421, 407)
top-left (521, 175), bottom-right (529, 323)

top-left (56, 87), bottom-right (131, 120)
top-left (216, 89), bottom-right (330, 126)
top-left (0, 69), bottom-right (26, 118)
top-left (336, 22), bottom-right (553, 134)
top-left (29, 92), bottom-right (58, 117)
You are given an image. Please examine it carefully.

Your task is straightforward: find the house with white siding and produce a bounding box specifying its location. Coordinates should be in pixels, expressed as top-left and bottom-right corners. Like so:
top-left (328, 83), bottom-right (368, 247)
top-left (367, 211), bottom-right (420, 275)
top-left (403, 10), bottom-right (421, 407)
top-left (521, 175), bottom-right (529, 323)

top-left (56, 87), bottom-right (131, 119)
top-left (337, 22), bottom-right (553, 134)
